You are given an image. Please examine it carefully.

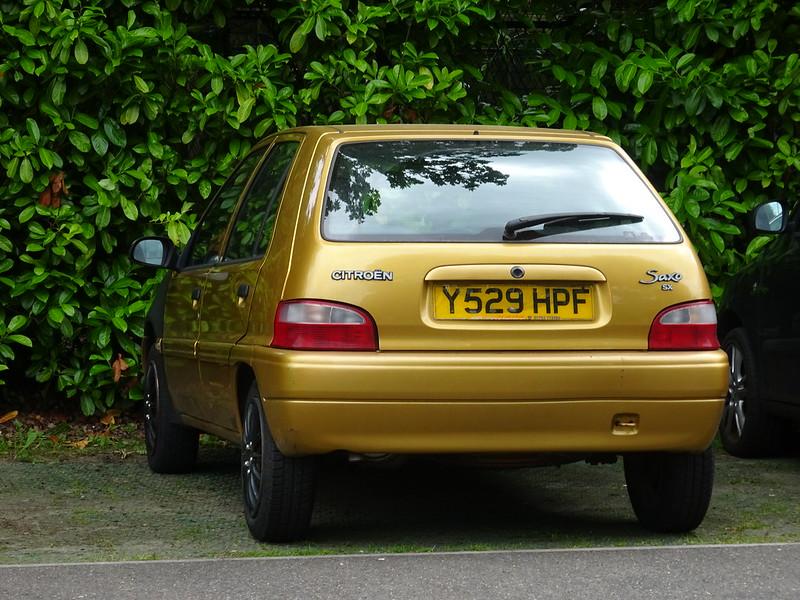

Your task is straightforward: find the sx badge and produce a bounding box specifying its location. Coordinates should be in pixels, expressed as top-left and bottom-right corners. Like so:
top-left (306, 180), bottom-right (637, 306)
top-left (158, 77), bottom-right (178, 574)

top-left (639, 269), bottom-right (682, 292)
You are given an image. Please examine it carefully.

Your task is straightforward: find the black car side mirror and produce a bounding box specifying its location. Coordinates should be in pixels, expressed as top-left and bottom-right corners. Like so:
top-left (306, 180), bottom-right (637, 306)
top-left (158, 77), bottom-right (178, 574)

top-left (752, 201), bottom-right (786, 234)
top-left (130, 236), bottom-right (179, 270)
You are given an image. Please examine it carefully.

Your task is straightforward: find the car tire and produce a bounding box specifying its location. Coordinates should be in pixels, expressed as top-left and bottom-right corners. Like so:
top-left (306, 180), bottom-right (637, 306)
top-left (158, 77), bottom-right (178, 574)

top-left (241, 380), bottom-right (316, 542)
top-left (719, 328), bottom-right (785, 457)
top-left (623, 448), bottom-right (713, 533)
top-left (142, 344), bottom-right (199, 473)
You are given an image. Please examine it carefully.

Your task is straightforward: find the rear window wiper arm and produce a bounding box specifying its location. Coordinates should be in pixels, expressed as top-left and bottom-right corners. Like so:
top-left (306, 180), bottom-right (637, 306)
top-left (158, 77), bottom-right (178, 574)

top-left (503, 212), bottom-right (644, 241)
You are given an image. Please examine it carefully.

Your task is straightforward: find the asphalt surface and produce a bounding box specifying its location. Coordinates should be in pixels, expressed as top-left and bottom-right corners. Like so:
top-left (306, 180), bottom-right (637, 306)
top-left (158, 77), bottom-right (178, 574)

top-left (2, 543), bottom-right (799, 600)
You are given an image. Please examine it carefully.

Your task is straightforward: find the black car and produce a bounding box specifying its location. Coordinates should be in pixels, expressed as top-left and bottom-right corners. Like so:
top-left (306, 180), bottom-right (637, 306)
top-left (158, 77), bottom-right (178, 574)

top-left (717, 201), bottom-right (800, 456)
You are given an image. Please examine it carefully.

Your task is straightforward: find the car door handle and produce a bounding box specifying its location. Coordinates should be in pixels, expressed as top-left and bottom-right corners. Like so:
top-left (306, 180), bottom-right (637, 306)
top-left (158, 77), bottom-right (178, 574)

top-left (191, 287), bottom-right (201, 309)
top-left (236, 283), bottom-right (250, 306)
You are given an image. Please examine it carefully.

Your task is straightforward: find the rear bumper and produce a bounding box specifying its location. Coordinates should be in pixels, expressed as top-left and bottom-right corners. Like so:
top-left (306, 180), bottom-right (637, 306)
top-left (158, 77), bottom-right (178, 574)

top-left (251, 348), bottom-right (728, 456)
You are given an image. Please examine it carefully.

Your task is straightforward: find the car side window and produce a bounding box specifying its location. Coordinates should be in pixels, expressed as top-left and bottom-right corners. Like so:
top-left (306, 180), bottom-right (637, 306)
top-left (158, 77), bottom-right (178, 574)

top-left (186, 151), bottom-right (265, 268)
top-left (224, 141), bottom-right (300, 262)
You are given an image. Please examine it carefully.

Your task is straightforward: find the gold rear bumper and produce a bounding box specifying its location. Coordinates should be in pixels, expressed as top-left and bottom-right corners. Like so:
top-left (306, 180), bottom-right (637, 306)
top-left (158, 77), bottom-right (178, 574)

top-left (251, 348), bottom-right (728, 456)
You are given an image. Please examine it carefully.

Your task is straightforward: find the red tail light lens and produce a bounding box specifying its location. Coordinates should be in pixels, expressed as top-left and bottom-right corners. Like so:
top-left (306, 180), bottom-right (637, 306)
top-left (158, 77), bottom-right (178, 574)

top-left (648, 300), bottom-right (719, 350)
top-left (271, 300), bottom-right (378, 351)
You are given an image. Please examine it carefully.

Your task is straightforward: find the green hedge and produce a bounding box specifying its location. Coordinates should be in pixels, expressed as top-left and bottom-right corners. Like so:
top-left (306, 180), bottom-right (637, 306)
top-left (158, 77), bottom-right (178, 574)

top-left (1, 0), bottom-right (798, 413)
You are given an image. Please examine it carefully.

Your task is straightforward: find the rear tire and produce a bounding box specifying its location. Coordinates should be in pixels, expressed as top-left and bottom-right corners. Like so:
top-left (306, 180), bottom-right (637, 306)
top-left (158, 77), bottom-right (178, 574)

top-left (624, 448), bottom-right (713, 533)
top-left (241, 380), bottom-right (316, 542)
top-left (142, 344), bottom-right (199, 473)
top-left (719, 328), bottom-right (785, 457)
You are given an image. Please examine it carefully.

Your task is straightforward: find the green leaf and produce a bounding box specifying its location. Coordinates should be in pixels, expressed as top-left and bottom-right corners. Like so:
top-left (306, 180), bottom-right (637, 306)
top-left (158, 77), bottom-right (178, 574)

top-left (745, 235), bottom-right (772, 258)
top-left (91, 132), bottom-right (109, 156)
top-left (591, 58), bottom-right (608, 81)
top-left (89, 364), bottom-right (110, 376)
top-left (74, 39), bottom-right (88, 64)
top-left (19, 158), bottom-right (33, 183)
top-left (685, 88), bottom-right (703, 116)
top-left (592, 96), bottom-right (608, 120)
top-left (51, 78), bottom-right (66, 105)
top-left (120, 197), bottom-right (139, 221)
top-left (686, 198), bottom-right (701, 218)
top-left (8, 315), bottom-right (27, 333)
top-left (74, 113), bottom-right (99, 129)
top-left (314, 15), bottom-right (327, 40)
top-left (289, 29), bottom-right (307, 53)
top-left (615, 63), bottom-right (637, 90)
top-left (38, 148), bottom-right (55, 169)
top-left (68, 130), bottom-right (91, 153)
top-left (6, 26), bottom-right (35, 46)
top-left (642, 138), bottom-right (657, 166)
top-left (199, 179), bottom-right (212, 199)
top-left (730, 108), bottom-right (749, 123)
top-left (709, 231), bottom-right (725, 253)
top-left (637, 71), bottom-right (654, 94)
top-left (676, 53), bottom-right (695, 70)
top-left (237, 97), bottom-right (255, 123)
top-left (96, 206), bottom-right (111, 228)
top-left (48, 307), bottom-right (64, 324)
top-left (6, 334), bottom-right (32, 347)
top-left (133, 75), bottom-right (149, 93)
top-left (26, 118), bottom-right (40, 143)
top-left (120, 105), bottom-right (140, 125)
top-left (19, 206), bottom-right (36, 223)
top-left (80, 396), bottom-right (95, 416)
top-left (103, 120), bottom-right (127, 147)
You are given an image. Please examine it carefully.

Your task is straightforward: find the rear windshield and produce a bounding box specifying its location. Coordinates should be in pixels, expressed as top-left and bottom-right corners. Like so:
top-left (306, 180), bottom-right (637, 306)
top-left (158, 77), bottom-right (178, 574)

top-left (322, 140), bottom-right (681, 243)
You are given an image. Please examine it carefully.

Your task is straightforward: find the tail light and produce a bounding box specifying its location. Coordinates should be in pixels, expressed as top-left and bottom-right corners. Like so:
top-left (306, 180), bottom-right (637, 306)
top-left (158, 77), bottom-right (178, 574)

top-left (271, 300), bottom-right (378, 351)
top-left (648, 300), bottom-right (719, 350)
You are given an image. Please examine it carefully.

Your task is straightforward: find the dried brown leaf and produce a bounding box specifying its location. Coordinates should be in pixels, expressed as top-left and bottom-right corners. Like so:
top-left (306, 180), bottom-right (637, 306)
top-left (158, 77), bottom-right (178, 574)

top-left (38, 187), bottom-right (52, 207)
top-left (111, 353), bottom-right (130, 382)
top-left (0, 410), bottom-right (19, 424)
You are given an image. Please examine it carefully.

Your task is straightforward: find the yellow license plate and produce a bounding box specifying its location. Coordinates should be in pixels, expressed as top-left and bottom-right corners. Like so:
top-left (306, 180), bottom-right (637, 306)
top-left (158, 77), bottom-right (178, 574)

top-left (433, 283), bottom-right (594, 321)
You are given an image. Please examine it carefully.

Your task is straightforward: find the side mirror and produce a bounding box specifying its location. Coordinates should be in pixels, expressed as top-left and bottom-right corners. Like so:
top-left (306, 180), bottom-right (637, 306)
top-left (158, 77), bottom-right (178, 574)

top-left (130, 236), bottom-right (178, 270)
top-left (753, 201), bottom-right (785, 234)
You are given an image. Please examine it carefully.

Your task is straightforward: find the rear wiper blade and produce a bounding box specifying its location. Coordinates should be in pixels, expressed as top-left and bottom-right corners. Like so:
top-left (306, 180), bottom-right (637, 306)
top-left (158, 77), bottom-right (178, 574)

top-left (503, 212), bottom-right (644, 241)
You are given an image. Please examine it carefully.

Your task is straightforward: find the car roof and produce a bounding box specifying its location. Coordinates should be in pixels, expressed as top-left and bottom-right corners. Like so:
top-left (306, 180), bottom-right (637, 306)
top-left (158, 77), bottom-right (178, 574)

top-left (267, 124), bottom-right (612, 143)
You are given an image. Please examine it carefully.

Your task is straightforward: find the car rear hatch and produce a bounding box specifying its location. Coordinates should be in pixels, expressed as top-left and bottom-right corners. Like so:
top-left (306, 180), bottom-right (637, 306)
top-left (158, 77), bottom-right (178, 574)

top-left (281, 134), bottom-right (713, 352)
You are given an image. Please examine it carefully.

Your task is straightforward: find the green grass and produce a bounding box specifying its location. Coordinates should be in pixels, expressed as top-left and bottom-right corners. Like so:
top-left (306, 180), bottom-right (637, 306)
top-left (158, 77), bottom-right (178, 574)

top-left (0, 420), bottom-right (230, 461)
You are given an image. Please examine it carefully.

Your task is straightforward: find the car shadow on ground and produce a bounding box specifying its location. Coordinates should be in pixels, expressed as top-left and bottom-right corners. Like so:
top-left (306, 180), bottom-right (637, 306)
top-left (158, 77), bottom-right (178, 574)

top-left (192, 447), bottom-right (656, 547)
top-left (190, 443), bottom-right (800, 549)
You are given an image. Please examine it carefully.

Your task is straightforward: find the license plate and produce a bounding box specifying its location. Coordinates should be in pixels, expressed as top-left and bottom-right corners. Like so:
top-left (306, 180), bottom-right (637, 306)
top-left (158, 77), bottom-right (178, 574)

top-left (433, 283), bottom-right (594, 321)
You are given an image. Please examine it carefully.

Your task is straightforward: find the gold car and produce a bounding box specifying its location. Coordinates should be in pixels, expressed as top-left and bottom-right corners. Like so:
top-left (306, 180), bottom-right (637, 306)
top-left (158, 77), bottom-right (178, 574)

top-left (130, 125), bottom-right (728, 542)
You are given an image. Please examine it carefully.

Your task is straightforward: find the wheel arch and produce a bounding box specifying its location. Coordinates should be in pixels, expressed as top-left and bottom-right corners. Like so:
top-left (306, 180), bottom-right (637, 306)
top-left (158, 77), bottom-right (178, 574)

top-left (235, 362), bottom-right (257, 426)
top-left (716, 308), bottom-right (742, 342)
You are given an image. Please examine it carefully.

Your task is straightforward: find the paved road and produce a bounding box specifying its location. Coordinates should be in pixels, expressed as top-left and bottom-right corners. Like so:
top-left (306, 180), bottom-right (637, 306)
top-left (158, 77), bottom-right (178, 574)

top-left (2, 543), bottom-right (799, 600)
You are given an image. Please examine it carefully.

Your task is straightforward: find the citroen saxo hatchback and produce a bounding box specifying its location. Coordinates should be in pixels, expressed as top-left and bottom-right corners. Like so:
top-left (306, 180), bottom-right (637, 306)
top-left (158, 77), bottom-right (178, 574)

top-left (130, 125), bottom-right (729, 542)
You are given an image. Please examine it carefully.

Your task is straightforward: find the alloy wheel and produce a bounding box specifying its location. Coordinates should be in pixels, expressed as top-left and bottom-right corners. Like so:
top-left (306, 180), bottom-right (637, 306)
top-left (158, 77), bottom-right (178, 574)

top-left (242, 402), bottom-right (263, 516)
top-left (723, 342), bottom-right (747, 439)
top-left (143, 360), bottom-right (159, 451)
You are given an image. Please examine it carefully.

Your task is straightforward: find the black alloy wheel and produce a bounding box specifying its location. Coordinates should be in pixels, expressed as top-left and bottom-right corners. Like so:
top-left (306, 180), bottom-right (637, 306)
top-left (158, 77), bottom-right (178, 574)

top-left (718, 328), bottom-right (784, 457)
top-left (242, 398), bottom-right (263, 517)
top-left (142, 344), bottom-right (199, 473)
top-left (241, 380), bottom-right (316, 543)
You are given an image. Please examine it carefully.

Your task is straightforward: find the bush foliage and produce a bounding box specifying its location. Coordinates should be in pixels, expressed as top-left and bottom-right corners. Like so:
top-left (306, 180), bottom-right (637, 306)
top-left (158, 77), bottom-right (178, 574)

top-left (1, 0), bottom-right (798, 413)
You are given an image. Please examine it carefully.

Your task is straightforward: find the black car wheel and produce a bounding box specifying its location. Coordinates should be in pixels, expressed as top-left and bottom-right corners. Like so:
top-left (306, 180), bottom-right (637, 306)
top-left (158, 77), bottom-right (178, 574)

top-left (719, 328), bottom-right (784, 457)
top-left (624, 448), bottom-right (714, 533)
top-left (241, 380), bottom-right (316, 542)
top-left (142, 344), bottom-right (199, 473)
